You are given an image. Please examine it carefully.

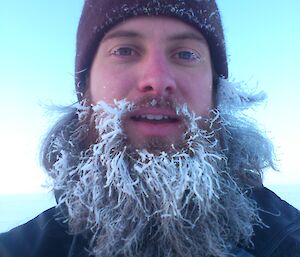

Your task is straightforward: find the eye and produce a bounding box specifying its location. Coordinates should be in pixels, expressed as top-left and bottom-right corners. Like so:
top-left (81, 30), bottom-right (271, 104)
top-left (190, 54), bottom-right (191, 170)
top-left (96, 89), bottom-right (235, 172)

top-left (173, 49), bottom-right (202, 63)
top-left (111, 47), bottom-right (137, 57)
top-left (175, 51), bottom-right (200, 61)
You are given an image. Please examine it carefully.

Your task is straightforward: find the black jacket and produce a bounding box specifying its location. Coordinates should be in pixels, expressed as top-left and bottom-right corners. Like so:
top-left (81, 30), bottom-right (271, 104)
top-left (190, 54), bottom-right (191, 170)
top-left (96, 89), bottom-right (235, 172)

top-left (1, 187), bottom-right (300, 257)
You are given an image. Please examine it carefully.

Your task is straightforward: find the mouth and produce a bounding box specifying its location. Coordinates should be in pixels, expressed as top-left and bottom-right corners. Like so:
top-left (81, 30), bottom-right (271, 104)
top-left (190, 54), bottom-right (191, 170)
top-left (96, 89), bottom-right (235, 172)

top-left (131, 114), bottom-right (179, 123)
top-left (128, 107), bottom-right (181, 124)
top-left (123, 108), bottom-right (183, 138)
top-left (123, 108), bottom-right (185, 148)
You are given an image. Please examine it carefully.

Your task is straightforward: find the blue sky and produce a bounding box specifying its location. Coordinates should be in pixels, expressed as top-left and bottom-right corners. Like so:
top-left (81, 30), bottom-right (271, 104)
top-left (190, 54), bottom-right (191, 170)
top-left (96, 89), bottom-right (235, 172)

top-left (0, 1), bottom-right (299, 194)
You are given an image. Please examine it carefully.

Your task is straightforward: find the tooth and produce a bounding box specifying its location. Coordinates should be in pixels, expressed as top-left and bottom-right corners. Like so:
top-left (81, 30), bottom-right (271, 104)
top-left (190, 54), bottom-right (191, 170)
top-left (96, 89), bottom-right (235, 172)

top-left (146, 115), bottom-right (155, 120)
top-left (144, 115), bottom-right (164, 120)
top-left (153, 115), bottom-right (164, 120)
top-left (136, 114), bottom-right (172, 120)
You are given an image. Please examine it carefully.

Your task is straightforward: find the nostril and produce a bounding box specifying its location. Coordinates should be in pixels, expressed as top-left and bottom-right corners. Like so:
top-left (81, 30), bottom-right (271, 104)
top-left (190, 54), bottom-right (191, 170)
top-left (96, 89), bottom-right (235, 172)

top-left (165, 85), bottom-right (173, 93)
top-left (143, 85), bottom-right (154, 92)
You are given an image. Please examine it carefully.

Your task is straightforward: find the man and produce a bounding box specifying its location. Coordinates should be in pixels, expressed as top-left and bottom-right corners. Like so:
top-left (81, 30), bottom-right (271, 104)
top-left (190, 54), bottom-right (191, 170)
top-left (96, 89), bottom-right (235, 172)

top-left (1, 0), bottom-right (300, 256)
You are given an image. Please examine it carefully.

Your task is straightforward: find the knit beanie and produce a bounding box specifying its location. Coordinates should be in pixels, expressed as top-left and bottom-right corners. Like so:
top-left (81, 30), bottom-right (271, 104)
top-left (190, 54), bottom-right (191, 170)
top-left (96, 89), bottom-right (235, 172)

top-left (75, 0), bottom-right (227, 99)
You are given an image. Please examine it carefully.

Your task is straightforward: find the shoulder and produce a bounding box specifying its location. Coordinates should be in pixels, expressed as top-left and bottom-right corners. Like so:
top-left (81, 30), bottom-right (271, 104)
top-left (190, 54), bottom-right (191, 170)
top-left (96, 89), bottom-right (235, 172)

top-left (247, 187), bottom-right (300, 257)
top-left (0, 207), bottom-right (87, 257)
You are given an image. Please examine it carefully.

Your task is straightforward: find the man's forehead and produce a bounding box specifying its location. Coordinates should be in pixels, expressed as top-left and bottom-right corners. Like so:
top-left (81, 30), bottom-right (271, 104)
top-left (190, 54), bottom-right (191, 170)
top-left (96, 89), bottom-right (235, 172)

top-left (101, 16), bottom-right (207, 44)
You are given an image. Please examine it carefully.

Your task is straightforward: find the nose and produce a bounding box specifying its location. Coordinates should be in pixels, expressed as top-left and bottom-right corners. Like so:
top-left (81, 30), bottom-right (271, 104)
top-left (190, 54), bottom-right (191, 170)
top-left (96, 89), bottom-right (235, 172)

top-left (137, 52), bottom-right (177, 96)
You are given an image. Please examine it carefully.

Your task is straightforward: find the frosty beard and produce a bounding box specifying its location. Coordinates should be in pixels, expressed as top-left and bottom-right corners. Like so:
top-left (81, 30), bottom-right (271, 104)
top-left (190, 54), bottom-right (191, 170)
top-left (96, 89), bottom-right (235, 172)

top-left (50, 98), bottom-right (259, 257)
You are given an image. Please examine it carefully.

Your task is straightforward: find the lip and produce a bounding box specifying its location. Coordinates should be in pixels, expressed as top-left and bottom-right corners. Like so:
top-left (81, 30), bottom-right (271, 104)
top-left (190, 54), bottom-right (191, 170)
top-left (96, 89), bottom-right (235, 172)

top-left (129, 108), bottom-right (179, 118)
top-left (124, 108), bottom-right (183, 137)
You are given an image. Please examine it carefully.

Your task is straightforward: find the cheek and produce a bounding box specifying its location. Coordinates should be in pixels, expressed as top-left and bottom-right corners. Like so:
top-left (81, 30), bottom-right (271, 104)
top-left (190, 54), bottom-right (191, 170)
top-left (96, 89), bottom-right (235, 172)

top-left (194, 87), bottom-right (213, 116)
top-left (89, 66), bottom-right (134, 104)
top-left (179, 72), bottom-right (213, 116)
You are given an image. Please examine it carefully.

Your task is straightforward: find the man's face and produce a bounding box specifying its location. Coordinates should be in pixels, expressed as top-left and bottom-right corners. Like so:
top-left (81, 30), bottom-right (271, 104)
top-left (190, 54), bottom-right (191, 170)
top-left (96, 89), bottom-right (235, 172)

top-left (52, 17), bottom-right (260, 255)
top-left (88, 16), bottom-right (214, 149)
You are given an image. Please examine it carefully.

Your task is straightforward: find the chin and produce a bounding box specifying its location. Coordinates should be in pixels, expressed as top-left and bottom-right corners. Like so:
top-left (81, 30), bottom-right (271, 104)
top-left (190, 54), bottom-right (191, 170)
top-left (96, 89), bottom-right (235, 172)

top-left (125, 134), bottom-right (187, 155)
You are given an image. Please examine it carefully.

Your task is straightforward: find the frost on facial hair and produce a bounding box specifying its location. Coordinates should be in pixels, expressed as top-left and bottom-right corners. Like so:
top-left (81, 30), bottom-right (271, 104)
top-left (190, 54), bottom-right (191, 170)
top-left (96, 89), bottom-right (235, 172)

top-left (51, 98), bottom-right (224, 219)
top-left (93, 100), bottom-right (223, 219)
top-left (48, 99), bottom-right (260, 257)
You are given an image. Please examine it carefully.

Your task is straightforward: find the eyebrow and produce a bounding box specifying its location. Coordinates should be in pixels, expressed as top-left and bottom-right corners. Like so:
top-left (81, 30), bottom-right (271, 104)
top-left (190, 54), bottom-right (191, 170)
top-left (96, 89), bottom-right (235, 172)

top-left (102, 30), bottom-right (142, 42)
top-left (102, 30), bottom-right (206, 44)
top-left (167, 32), bottom-right (206, 43)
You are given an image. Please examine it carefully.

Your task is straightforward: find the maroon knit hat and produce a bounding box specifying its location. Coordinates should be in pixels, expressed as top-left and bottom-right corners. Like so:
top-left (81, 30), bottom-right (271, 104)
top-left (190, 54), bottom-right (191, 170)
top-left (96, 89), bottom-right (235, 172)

top-left (75, 0), bottom-right (227, 99)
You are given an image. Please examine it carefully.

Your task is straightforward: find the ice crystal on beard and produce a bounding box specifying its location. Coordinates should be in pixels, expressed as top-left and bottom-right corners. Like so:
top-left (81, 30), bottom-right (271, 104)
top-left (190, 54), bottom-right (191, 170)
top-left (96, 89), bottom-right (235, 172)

top-left (89, 100), bottom-right (224, 219)
top-left (71, 100), bottom-right (218, 219)
top-left (176, 103), bottom-right (202, 133)
top-left (48, 98), bottom-right (262, 257)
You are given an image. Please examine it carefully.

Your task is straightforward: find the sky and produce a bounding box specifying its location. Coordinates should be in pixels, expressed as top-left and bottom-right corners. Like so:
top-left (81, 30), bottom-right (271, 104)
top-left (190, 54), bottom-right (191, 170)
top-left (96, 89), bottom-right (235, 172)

top-left (0, 0), bottom-right (299, 195)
